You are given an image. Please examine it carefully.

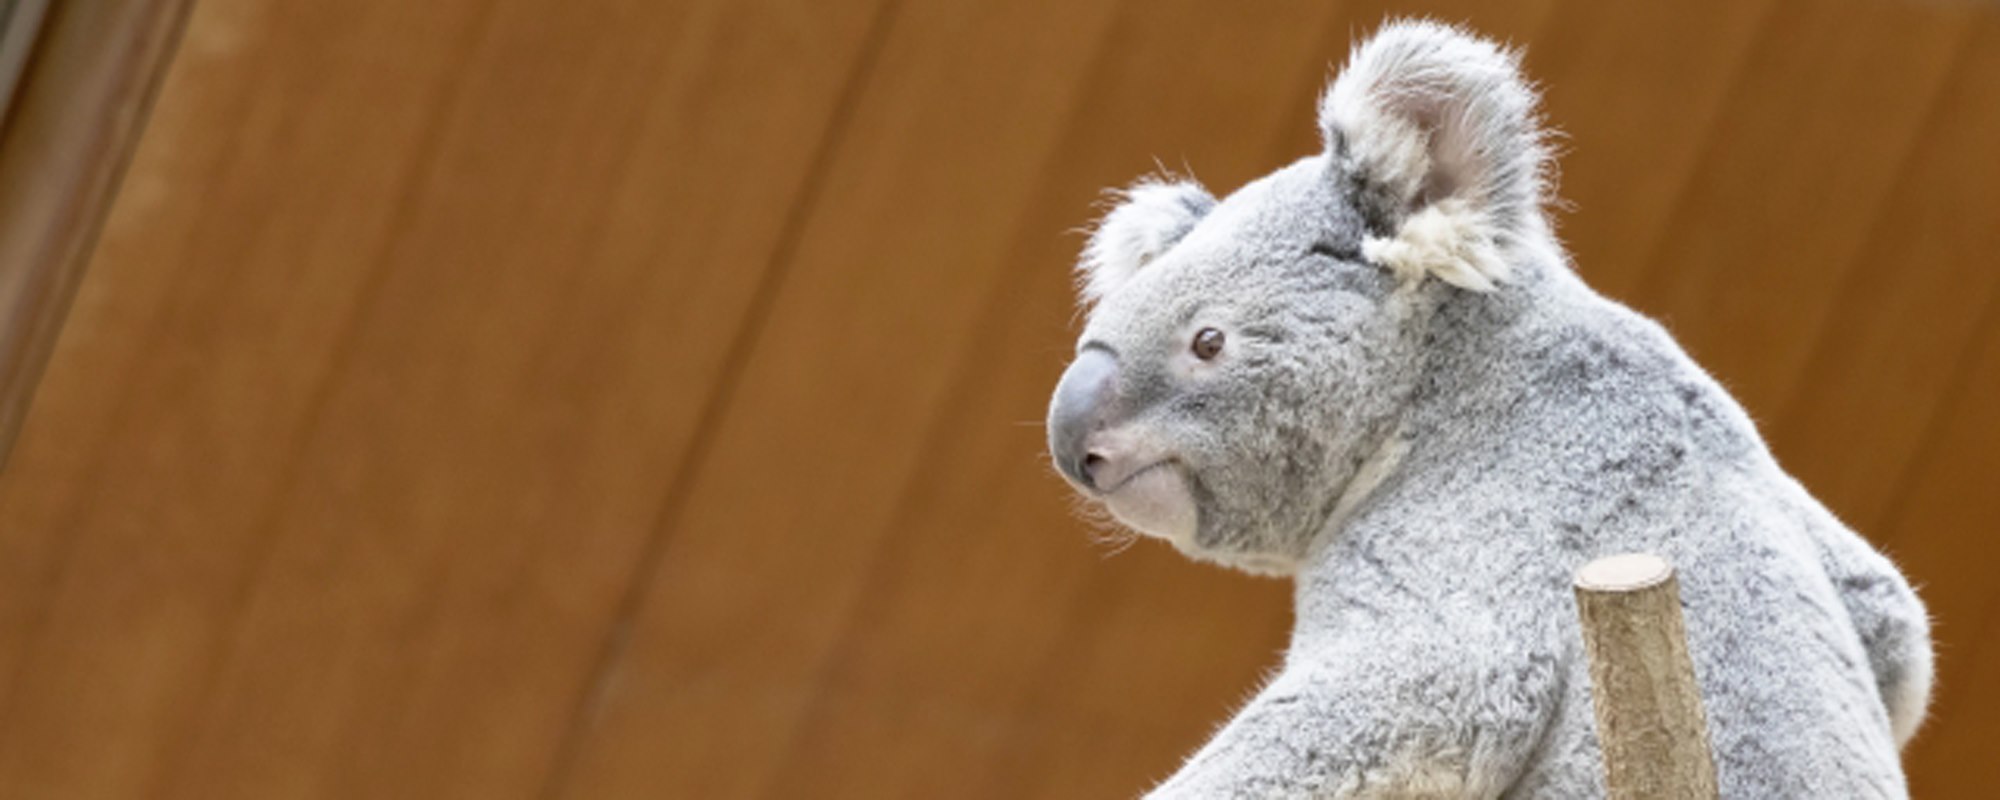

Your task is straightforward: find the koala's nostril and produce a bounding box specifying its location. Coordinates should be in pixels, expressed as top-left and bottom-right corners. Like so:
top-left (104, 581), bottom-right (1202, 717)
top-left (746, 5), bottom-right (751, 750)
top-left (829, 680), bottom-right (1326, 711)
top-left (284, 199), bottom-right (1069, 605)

top-left (1081, 452), bottom-right (1109, 489)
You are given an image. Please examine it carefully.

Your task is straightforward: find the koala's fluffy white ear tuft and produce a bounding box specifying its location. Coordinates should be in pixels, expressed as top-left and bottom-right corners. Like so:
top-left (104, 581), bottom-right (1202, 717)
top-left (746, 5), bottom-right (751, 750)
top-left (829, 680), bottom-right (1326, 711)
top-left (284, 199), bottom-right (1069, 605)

top-left (1078, 178), bottom-right (1215, 304)
top-left (1321, 20), bottom-right (1550, 291)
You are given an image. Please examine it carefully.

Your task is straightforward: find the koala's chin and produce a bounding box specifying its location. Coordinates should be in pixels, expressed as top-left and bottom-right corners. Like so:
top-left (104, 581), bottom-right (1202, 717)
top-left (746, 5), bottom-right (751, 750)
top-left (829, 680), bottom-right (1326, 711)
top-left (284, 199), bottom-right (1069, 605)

top-left (1101, 471), bottom-right (1302, 577)
top-left (1098, 462), bottom-right (1198, 548)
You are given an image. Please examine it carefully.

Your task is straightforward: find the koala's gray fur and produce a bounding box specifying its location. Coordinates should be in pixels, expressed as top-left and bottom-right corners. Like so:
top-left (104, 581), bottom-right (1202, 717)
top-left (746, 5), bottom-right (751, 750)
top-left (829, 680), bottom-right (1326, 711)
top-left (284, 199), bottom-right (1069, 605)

top-left (1046, 20), bottom-right (1932, 799)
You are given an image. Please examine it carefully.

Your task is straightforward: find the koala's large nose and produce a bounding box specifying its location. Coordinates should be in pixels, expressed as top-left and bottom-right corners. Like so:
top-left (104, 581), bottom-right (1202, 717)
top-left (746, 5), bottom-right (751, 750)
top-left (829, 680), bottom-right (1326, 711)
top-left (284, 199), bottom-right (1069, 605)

top-left (1048, 347), bottom-right (1120, 491)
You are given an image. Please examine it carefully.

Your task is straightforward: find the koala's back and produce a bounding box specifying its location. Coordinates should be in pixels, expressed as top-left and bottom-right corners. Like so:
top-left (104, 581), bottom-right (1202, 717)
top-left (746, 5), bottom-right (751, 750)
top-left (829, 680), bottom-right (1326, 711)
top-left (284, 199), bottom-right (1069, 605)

top-left (1675, 483), bottom-right (1925, 797)
top-left (1390, 276), bottom-right (1930, 797)
top-left (1507, 490), bottom-right (1924, 798)
top-left (1501, 484), bottom-right (1921, 797)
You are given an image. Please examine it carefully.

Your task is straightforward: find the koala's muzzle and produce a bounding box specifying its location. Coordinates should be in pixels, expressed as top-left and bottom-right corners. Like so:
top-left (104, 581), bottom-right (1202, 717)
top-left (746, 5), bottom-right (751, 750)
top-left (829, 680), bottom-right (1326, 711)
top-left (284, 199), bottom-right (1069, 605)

top-left (1048, 347), bottom-right (1120, 492)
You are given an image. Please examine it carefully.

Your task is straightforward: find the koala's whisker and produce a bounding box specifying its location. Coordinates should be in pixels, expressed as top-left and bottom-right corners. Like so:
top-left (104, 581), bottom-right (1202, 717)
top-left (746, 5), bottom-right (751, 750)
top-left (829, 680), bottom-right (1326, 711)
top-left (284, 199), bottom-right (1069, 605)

top-left (1094, 530), bottom-right (1142, 559)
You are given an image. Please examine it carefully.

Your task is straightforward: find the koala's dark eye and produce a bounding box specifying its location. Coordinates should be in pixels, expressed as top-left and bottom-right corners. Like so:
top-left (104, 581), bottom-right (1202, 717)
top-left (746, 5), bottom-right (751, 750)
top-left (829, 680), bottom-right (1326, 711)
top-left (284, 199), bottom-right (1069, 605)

top-left (1310, 241), bottom-right (1361, 261)
top-left (1191, 327), bottom-right (1225, 361)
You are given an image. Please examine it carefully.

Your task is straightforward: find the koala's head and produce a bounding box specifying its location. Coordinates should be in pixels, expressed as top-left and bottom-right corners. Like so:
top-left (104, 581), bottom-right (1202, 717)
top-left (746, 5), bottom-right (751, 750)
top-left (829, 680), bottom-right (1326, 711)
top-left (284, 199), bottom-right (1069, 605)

top-left (1046, 21), bottom-right (1553, 575)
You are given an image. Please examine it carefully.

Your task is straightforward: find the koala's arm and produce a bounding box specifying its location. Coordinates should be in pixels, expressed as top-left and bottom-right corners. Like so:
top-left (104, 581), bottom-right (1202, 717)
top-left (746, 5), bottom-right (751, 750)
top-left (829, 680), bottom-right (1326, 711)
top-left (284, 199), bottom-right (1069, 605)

top-left (1146, 632), bottom-right (1558, 800)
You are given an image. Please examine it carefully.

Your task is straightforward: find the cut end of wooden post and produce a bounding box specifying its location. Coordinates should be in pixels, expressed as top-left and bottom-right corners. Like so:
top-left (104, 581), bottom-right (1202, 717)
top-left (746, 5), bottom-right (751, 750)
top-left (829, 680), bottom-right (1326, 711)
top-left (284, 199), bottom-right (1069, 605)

top-left (1576, 552), bottom-right (1674, 592)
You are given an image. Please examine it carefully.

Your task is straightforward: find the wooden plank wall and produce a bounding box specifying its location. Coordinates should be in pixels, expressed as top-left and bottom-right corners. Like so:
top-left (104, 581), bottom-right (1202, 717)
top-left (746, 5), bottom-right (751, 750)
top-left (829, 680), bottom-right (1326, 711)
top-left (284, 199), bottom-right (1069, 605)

top-left (0, 0), bottom-right (1993, 797)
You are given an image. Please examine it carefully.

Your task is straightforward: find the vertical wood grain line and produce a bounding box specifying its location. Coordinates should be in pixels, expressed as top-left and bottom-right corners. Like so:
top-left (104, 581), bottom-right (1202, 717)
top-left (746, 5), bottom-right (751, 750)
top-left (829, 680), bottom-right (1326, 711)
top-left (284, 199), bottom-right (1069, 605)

top-left (1761, 25), bottom-right (1977, 433)
top-left (1764, 28), bottom-right (1982, 530)
top-left (136, 2), bottom-right (512, 794)
top-left (1871, 290), bottom-right (2000, 550)
top-left (1614, 1), bottom-right (1780, 306)
top-left (531, 4), bottom-right (903, 797)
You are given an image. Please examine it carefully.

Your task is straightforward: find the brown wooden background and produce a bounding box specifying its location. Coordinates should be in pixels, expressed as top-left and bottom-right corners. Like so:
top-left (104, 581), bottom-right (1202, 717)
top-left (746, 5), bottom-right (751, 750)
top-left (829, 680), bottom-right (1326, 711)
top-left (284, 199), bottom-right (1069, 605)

top-left (1, 0), bottom-right (1995, 797)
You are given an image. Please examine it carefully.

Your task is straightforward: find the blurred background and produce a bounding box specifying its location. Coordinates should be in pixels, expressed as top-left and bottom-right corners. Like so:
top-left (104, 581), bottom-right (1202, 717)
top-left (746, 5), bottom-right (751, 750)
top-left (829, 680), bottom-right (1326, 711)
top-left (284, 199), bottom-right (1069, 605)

top-left (0, 0), bottom-right (1995, 797)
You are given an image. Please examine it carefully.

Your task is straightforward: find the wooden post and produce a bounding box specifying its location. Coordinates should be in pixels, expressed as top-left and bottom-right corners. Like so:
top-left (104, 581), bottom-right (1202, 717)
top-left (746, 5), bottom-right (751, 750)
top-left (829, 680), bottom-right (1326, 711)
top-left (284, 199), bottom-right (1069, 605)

top-left (1573, 553), bottom-right (1719, 799)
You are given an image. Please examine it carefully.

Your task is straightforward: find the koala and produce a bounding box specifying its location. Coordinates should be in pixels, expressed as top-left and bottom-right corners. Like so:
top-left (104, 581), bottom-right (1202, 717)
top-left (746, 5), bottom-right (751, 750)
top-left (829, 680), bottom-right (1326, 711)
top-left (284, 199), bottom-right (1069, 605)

top-left (1046, 20), bottom-right (1933, 799)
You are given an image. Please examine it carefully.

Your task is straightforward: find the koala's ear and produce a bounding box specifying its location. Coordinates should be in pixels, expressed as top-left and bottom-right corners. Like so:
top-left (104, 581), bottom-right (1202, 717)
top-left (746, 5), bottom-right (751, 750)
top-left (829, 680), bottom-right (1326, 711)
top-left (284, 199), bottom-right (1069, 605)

top-left (1320, 20), bottom-right (1549, 292)
top-left (1077, 178), bottom-right (1216, 305)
